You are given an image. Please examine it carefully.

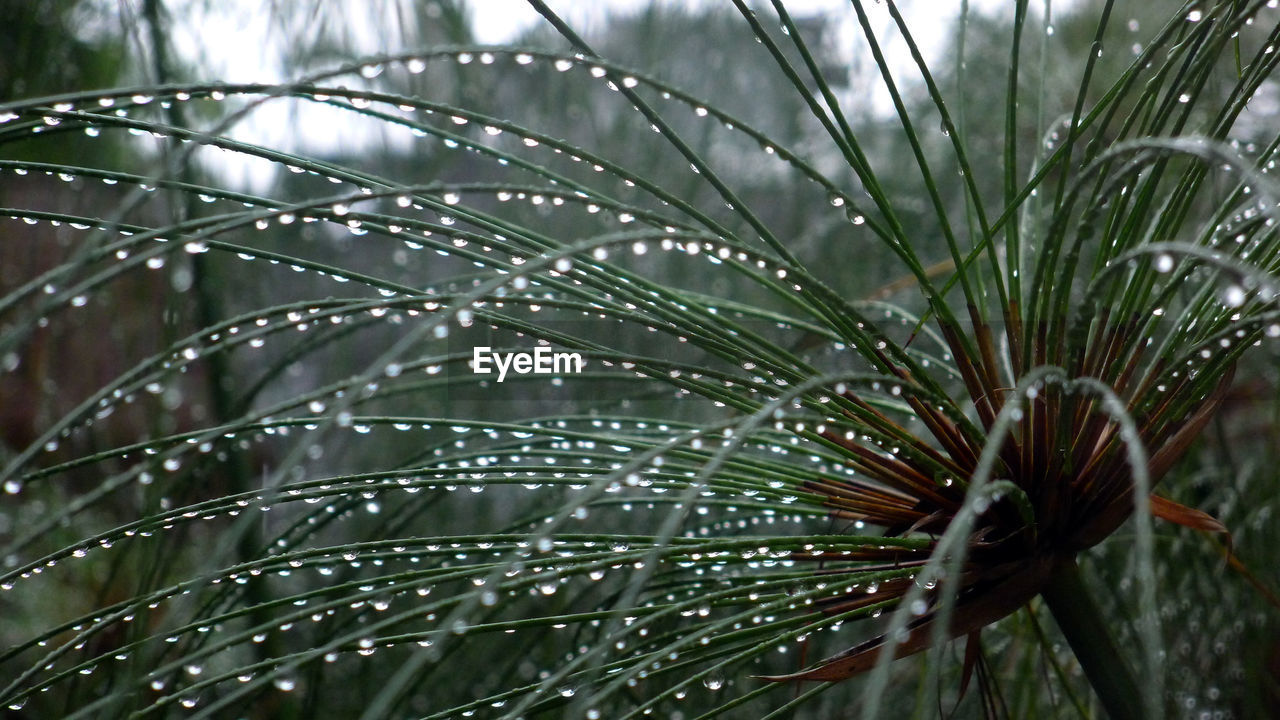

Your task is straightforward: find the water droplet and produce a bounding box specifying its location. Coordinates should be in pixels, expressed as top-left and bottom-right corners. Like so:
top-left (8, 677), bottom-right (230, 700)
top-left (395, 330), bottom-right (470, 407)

top-left (273, 677), bottom-right (297, 692)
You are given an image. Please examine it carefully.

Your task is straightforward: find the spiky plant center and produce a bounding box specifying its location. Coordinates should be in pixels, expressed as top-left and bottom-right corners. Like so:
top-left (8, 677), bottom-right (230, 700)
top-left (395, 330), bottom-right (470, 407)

top-left (773, 347), bottom-right (1234, 682)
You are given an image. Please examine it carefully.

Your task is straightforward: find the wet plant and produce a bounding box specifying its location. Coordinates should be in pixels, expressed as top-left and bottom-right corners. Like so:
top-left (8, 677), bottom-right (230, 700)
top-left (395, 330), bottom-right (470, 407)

top-left (1, 0), bottom-right (1279, 717)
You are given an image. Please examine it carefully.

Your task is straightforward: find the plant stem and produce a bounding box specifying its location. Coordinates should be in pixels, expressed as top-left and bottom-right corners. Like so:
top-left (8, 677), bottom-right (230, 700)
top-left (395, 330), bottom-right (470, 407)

top-left (1040, 558), bottom-right (1148, 720)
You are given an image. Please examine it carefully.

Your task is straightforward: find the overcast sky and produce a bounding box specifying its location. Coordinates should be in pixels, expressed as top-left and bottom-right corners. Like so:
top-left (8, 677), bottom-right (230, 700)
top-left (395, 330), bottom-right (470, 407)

top-left (467, 0), bottom-right (1019, 42)
top-left (171, 0), bottom-right (1023, 190)
top-left (469, 0), bottom-right (886, 43)
top-left (178, 0), bottom-right (1017, 86)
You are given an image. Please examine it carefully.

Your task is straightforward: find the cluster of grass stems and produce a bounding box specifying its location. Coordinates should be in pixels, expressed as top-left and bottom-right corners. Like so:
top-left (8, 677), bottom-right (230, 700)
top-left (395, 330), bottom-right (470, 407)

top-left (1, 0), bottom-right (1279, 717)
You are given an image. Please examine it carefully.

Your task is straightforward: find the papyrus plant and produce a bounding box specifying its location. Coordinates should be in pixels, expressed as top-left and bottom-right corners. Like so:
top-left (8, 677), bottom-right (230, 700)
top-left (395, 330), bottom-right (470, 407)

top-left (1, 0), bottom-right (1278, 717)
